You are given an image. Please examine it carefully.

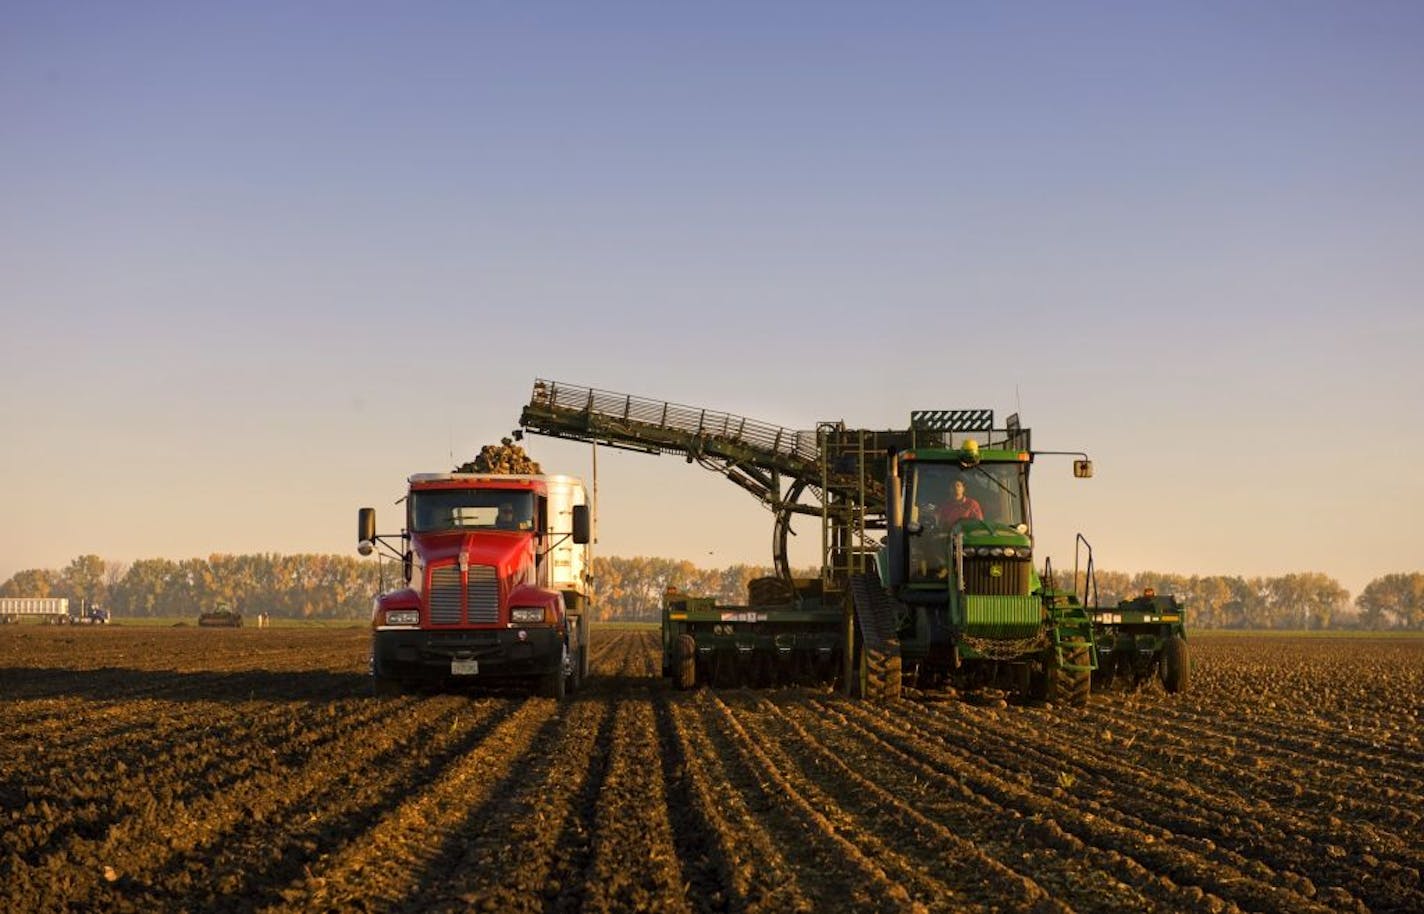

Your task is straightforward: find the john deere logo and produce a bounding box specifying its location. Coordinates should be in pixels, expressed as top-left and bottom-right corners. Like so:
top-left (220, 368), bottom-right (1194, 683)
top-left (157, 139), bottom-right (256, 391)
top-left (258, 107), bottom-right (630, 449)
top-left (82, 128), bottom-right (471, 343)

top-left (989, 564), bottom-right (1003, 578)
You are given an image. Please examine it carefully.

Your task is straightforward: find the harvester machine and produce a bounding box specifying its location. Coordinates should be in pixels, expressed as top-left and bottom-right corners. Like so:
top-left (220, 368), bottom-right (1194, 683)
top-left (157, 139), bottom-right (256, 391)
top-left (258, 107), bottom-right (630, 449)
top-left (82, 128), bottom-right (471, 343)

top-left (519, 379), bottom-right (1105, 704)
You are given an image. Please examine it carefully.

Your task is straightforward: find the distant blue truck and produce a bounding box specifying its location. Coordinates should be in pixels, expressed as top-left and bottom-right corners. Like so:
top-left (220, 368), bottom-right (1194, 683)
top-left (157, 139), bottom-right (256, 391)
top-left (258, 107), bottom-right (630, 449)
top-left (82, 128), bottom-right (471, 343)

top-left (0, 597), bottom-right (109, 625)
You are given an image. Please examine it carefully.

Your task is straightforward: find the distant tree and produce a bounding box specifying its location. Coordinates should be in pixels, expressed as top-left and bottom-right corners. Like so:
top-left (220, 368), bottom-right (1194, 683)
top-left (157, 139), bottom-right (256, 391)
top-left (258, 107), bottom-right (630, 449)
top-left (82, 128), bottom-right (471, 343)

top-left (60, 554), bottom-right (110, 610)
top-left (1264, 572), bottom-right (1350, 629)
top-left (1356, 573), bottom-right (1424, 630)
top-left (0, 568), bottom-right (61, 598)
top-left (112, 559), bottom-right (180, 617)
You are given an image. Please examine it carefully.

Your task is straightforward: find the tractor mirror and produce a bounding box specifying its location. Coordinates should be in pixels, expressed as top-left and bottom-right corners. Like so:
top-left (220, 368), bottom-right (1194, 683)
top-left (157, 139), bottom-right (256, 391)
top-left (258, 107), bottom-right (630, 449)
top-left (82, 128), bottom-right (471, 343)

top-left (1073, 459), bottom-right (1093, 479)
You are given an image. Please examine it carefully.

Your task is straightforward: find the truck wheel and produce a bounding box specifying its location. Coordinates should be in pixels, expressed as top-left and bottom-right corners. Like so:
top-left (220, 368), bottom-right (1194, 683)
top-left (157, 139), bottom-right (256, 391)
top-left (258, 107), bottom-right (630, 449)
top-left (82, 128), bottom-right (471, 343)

top-left (1160, 636), bottom-right (1190, 694)
top-left (540, 646), bottom-right (568, 700)
top-left (565, 643), bottom-right (582, 695)
top-left (1046, 638), bottom-right (1092, 707)
top-left (675, 634), bottom-right (697, 690)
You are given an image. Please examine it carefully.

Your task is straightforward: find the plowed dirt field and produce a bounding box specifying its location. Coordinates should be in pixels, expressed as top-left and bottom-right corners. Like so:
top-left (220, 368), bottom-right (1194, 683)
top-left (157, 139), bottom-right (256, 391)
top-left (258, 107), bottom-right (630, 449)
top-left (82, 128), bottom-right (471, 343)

top-left (1, 627), bottom-right (1420, 913)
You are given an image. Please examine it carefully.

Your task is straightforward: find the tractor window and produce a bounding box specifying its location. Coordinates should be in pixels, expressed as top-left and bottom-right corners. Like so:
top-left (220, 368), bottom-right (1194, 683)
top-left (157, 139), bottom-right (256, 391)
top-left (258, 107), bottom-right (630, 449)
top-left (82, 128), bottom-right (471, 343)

top-left (904, 463), bottom-right (1028, 530)
top-left (410, 490), bottom-right (535, 533)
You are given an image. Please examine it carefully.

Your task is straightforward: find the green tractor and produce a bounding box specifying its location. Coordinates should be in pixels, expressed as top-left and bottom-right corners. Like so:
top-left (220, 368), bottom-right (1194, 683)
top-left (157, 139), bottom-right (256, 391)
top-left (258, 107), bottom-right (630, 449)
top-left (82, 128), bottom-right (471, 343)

top-left (855, 412), bottom-right (1098, 704)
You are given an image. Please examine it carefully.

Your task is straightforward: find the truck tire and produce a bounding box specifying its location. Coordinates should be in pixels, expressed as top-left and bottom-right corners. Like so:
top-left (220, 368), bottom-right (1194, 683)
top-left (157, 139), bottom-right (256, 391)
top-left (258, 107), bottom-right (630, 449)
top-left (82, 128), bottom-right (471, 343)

top-left (565, 644), bottom-right (582, 695)
top-left (535, 652), bottom-right (563, 694)
top-left (1160, 635), bottom-right (1190, 694)
top-left (674, 634), bottom-right (697, 690)
top-left (1046, 638), bottom-right (1091, 707)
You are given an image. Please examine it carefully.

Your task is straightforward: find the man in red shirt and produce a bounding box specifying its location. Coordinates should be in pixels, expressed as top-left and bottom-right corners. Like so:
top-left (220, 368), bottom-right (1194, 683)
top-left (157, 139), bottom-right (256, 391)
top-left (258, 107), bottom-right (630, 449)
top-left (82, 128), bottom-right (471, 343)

top-left (937, 479), bottom-right (984, 527)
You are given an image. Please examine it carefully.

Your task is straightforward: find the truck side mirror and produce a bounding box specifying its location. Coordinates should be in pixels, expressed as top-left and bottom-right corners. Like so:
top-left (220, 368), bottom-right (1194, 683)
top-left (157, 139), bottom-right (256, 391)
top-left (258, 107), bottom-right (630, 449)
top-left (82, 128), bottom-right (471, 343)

top-left (571, 504), bottom-right (591, 544)
top-left (357, 508), bottom-right (376, 554)
top-left (1073, 459), bottom-right (1093, 479)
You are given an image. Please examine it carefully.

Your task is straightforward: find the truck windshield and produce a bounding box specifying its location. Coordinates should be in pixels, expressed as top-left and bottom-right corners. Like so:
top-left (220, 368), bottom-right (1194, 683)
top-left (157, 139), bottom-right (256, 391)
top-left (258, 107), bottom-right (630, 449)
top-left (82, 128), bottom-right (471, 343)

top-left (410, 490), bottom-right (535, 533)
top-left (904, 462), bottom-right (1028, 530)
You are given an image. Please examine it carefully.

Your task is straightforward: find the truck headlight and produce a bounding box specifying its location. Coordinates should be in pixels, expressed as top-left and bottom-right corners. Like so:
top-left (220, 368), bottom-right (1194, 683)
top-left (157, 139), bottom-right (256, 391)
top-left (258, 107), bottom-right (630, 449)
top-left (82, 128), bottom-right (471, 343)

top-left (384, 609), bottom-right (419, 626)
top-left (510, 607), bottom-right (545, 624)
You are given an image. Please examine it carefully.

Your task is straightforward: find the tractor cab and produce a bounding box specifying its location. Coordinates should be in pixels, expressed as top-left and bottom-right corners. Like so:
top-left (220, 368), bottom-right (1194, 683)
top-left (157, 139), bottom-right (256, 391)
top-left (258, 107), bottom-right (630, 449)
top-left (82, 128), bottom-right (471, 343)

top-left (887, 444), bottom-right (1036, 594)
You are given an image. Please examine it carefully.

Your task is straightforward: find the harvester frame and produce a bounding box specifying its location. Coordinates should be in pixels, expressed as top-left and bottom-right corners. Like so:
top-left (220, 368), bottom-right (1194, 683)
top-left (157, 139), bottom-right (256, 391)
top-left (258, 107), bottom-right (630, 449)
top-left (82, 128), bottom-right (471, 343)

top-left (519, 379), bottom-right (1119, 703)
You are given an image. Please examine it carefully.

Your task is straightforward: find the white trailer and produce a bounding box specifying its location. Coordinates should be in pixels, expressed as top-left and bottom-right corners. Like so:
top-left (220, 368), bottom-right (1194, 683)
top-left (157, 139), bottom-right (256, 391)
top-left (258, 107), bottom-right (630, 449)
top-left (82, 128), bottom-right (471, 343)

top-left (0, 597), bottom-right (71, 624)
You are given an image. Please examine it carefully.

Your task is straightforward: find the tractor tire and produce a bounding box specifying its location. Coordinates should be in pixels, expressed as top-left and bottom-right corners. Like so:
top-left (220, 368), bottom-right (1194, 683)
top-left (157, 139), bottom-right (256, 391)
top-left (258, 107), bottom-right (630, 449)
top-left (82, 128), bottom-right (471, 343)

top-left (1160, 635), bottom-right (1190, 694)
top-left (849, 574), bottom-right (902, 701)
top-left (1046, 638), bottom-right (1092, 707)
top-left (859, 641), bottom-right (903, 701)
top-left (674, 634), bottom-right (697, 690)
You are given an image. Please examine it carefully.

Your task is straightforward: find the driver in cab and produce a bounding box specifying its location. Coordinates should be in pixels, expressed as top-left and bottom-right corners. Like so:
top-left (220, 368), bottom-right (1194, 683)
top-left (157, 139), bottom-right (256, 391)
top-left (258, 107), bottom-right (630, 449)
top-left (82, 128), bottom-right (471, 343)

top-left (936, 479), bottom-right (983, 527)
top-left (496, 502), bottom-right (533, 531)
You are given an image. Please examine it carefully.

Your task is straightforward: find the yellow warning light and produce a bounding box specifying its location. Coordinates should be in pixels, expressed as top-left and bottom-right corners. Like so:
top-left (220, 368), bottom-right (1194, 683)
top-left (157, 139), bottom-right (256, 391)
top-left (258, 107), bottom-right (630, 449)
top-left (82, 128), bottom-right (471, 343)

top-left (1017, 451), bottom-right (1030, 462)
top-left (961, 439), bottom-right (980, 466)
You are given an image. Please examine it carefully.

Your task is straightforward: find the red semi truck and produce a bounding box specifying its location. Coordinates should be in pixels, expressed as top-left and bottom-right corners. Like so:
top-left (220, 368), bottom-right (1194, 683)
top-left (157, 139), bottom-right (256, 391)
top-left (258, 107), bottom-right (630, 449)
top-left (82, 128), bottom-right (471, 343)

top-left (357, 472), bottom-right (593, 698)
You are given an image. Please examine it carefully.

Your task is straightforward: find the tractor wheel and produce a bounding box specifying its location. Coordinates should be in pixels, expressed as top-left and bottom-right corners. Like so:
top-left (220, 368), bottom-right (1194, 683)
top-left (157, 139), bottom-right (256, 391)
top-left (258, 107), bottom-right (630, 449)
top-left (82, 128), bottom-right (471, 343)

top-left (674, 634), bottom-right (697, 690)
top-left (858, 637), bottom-right (903, 701)
top-left (1160, 635), bottom-right (1190, 694)
top-left (1046, 638), bottom-right (1092, 707)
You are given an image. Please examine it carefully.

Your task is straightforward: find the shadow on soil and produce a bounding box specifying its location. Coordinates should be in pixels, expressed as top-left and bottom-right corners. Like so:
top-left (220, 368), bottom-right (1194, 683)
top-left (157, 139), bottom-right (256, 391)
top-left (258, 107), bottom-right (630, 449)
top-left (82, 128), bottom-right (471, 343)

top-left (0, 666), bottom-right (373, 702)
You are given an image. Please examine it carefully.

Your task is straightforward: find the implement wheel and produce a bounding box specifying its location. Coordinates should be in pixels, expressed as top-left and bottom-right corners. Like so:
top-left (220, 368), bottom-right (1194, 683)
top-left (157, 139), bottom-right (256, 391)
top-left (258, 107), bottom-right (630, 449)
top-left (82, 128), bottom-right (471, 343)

top-left (674, 634), bottom-right (697, 690)
top-left (1160, 635), bottom-right (1190, 694)
top-left (1046, 638), bottom-right (1092, 707)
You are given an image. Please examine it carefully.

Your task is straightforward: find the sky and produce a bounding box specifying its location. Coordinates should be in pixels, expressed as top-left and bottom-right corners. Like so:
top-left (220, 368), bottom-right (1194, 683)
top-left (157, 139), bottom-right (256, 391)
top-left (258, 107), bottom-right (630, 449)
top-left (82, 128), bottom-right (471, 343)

top-left (2, 1), bottom-right (1421, 601)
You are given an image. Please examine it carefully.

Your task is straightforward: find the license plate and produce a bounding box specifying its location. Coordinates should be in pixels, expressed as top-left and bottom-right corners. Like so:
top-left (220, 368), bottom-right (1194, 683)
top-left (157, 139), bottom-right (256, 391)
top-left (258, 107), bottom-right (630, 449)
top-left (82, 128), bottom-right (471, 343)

top-left (451, 659), bottom-right (479, 676)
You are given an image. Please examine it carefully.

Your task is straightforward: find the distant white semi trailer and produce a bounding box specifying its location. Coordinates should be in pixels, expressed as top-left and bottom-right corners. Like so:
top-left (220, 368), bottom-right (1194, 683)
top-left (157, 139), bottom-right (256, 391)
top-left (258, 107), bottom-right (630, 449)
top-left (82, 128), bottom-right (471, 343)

top-left (0, 597), bottom-right (108, 624)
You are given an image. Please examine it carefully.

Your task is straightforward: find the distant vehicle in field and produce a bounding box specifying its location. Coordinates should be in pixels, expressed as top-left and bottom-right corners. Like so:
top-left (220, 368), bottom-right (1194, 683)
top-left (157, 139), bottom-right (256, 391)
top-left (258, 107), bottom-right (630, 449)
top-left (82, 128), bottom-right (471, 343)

top-left (0, 598), bottom-right (109, 625)
top-left (1090, 588), bottom-right (1190, 694)
top-left (198, 604), bottom-right (243, 627)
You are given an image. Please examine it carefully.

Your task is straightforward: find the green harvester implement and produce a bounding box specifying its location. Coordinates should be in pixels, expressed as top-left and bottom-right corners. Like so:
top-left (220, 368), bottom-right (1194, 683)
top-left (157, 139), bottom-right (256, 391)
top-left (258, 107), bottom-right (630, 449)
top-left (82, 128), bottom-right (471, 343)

top-left (520, 379), bottom-right (1173, 704)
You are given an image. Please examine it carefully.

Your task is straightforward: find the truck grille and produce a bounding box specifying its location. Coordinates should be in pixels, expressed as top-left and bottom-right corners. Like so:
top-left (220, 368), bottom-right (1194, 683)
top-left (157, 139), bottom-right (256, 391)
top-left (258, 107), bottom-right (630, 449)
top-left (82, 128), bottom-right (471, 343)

top-left (467, 565), bottom-right (499, 623)
top-left (427, 563), bottom-right (500, 625)
top-left (964, 558), bottom-right (1030, 596)
top-left (429, 566), bottom-right (463, 624)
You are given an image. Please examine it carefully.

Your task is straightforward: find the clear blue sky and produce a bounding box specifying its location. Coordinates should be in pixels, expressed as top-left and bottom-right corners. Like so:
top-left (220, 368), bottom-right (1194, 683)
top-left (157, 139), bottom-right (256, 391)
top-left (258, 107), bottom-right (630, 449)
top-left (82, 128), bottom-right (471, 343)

top-left (3, 1), bottom-right (1421, 600)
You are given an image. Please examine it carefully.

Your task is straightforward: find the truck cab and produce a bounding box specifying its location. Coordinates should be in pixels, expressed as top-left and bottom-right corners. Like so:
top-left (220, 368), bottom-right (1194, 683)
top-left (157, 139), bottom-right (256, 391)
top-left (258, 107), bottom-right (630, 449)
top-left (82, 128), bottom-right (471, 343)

top-left (358, 473), bottom-right (592, 698)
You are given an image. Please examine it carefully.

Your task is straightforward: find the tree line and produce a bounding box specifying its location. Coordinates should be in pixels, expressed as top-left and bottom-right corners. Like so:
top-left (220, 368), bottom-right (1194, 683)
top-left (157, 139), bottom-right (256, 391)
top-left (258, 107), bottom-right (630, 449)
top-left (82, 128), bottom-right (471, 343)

top-left (2, 553), bottom-right (1421, 630)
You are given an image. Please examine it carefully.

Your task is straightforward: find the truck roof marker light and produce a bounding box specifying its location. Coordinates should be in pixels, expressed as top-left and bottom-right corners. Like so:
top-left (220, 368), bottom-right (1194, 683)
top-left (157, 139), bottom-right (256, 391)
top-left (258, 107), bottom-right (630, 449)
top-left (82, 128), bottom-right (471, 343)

top-left (1017, 451), bottom-right (1030, 462)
